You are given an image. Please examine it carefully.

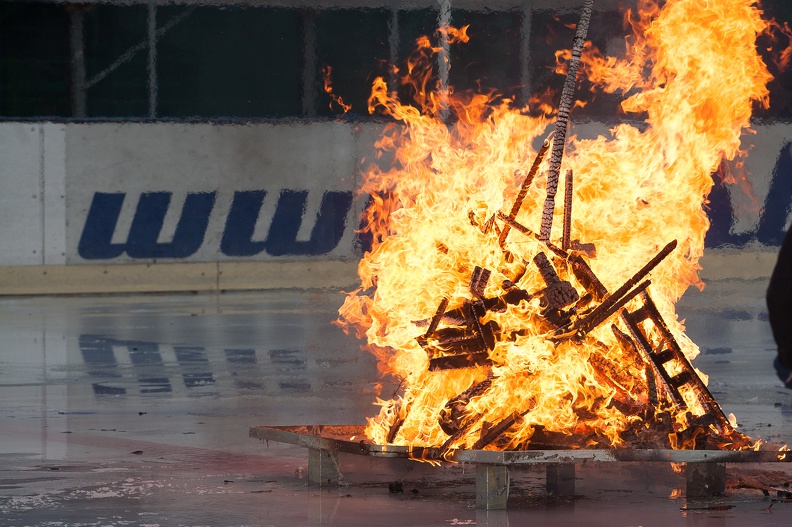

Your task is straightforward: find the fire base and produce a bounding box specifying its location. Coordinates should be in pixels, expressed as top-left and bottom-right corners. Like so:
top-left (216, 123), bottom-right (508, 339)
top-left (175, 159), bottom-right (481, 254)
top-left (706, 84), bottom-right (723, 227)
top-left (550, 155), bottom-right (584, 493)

top-left (249, 425), bottom-right (789, 510)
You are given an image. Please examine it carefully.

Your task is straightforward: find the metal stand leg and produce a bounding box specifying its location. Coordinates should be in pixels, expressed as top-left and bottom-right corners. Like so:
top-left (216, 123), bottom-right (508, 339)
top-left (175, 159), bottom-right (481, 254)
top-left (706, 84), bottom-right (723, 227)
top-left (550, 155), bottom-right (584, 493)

top-left (308, 448), bottom-right (341, 486)
top-left (686, 462), bottom-right (725, 497)
top-left (546, 463), bottom-right (576, 496)
top-left (476, 464), bottom-right (510, 510)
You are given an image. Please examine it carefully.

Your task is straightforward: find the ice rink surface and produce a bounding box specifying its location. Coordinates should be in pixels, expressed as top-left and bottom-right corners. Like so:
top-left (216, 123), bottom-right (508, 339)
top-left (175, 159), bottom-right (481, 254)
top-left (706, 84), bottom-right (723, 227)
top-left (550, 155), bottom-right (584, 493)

top-left (2, 277), bottom-right (792, 526)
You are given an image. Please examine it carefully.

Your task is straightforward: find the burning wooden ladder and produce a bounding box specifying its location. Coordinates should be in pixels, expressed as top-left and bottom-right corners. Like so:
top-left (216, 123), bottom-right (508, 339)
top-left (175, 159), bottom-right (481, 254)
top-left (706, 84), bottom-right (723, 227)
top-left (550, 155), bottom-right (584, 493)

top-left (620, 288), bottom-right (732, 435)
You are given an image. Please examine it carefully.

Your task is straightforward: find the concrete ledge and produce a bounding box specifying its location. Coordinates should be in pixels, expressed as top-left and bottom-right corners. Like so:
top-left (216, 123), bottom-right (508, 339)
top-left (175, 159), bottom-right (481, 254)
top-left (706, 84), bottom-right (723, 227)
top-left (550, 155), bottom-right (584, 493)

top-left (218, 260), bottom-right (359, 291)
top-left (0, 249), bottom-right (779, 296)
top-left (698, 249), bottom-right (778, 281)
top-left (0, 260), bottom-right (360, 296)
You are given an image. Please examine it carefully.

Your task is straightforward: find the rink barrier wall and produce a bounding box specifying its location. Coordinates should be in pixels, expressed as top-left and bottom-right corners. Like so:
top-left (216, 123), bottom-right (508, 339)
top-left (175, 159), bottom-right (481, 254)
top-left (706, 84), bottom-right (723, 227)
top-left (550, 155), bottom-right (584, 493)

top-left (0, 120), bottom-right (789, 295)
top-left (0, 260), bottom-right (360, 295)
top-left (0, 251), bottom-right (776, 296)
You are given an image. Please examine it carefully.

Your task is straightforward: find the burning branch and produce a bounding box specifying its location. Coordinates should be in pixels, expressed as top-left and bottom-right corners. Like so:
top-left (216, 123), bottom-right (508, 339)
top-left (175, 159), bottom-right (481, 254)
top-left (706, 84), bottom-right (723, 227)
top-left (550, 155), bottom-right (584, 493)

top-left (498, 136), bottom-right (552, 248)
top-left (557, 240), bottom-right (677, 338)
top-left (539, 0), bottom-right (594, 241)
top-left (562, 169), bottom-right (574, 251)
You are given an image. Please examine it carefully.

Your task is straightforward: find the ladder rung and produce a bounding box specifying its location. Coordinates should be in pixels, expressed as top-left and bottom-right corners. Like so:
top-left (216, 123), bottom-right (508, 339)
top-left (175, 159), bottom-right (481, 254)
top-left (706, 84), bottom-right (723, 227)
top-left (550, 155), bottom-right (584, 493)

top-left (652, 348), bottom-right (675, 365)
top-left (670, 371), bottom-right (693, 388)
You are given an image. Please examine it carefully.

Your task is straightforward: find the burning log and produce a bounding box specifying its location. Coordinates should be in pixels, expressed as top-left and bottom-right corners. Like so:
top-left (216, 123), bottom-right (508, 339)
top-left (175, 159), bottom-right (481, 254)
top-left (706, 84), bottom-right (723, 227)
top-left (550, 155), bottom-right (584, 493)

top-left (563, 279), bottom-right (651, 339)
top-left (417, 266), bottom-right (539, 371)
top-left (425, 297), bottom-right (450, 337)
top-left (611, 324), bottom-right (643, 364)
top-left (533, 252), bottom-right (580, 310)
top-left (422, 325), bottom-right (493, 353)
top-left (556, 240), bottom-right (677, 338)
top-left (670, 425), bottom-right (710, 450)
top-left (433, 289), bottom-right (534, 326)
top-left (568, 253), bottom-right (607, 302)
top-left (585, 343), bottom-right (649, 421)
top-left (496, 212), bottom-right (569, 259)
top-left (589, 347), bottom-right (646, 396)
top-left (562, 169), bottom-right (573, 251)
top-left (498, 136), bottom-right (552, 248)
top-left (571, 241), bottom-right (597, 258)
top-left (439, 374), bottom-right (495, 435)
top-left (429, 352), bottom-right (492, 371)
top-left (539, 0), bottom-right (595, 242)
top-left (387, 413), bottom-right (406, 444)
top-left (645, 364), bottom-right (659, 408)
top-left (417, 272), bottom-right (497, 361)
top-left (472, 410), bottom-right (528, 450)
top-left (469, 211), bottom-right (497, 234)
top-left (522, 425), bottom-right (596, 450)
top-left (497, 211), bottom-right (537, 239)
top-left (439, 403), bottom-right (535, 456)
top-left (470, 266), bottom-right (491, 300)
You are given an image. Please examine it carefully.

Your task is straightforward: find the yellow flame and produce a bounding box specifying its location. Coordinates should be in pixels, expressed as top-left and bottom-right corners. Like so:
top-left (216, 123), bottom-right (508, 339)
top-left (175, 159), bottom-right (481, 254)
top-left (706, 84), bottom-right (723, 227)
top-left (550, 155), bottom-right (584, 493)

top-left (338, 0), bottom-right (772, 451)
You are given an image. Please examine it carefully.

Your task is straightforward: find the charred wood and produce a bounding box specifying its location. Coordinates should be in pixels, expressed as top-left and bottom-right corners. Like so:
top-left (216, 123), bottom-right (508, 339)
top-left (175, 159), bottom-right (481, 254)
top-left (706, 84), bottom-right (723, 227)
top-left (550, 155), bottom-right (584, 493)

top-left (569, 253), bottom-right (608, 302)
top-left (418, 326), bottom-right (483, 350)
top-left (387, 416), bottom-right (406, 444)
top-left (496, 212), bottom-right (570, 260)
top-left (534, 252), bottom-right (580, 310)
top-left (655, 411), bottom-right (674, 432)
top-left (498, 212), bottom-right (536, 239)
top-left (562, 169), bottom-right (573, 251)
top-left (645, 364), bottom-right (659, 407)
top-left (534, 251), bottom-right (561, 286)
top-left (428, 352), bottom-right (492, 371)
top-left (688, 413), bottom-right (719, 429)
top-left (541, 306), bottom-right (575, 329)
top-left (622, 311), bottom-right (686, 408)
top-left (571, 241), bottom-right (597, 257)
top-left (436, 427), bottom-right (468, 458)
top-left (539, 0), bottom-right (594, 241)
top-left (542, 282), bottom-right (581, 311)
top-left (608, 396), bottom-right (646, 418)
top-left (499, 137), bottom-right (552, 247)
top-left (472, 409), bottom-right (529, 450)
top-left (470, 301), bottom-right (497, 350)
top-left (439, 374), bottom-right (495, 436)
top-left (560, 279), bottom-right (651, 338)
top-left (470, 266), bottom-right (491, 300)
top-left (523, 425), bottom-right (601, 450)
top-left (611, 324), bottom-right (646, 367)
top-left (557, 239), bottom-right (677, 338)
top-left (424, 297), bottom-right (450, 337)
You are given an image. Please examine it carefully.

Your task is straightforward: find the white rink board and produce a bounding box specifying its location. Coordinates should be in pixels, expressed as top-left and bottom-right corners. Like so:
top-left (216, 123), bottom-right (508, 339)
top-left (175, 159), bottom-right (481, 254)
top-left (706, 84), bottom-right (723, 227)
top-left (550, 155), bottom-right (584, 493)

top-left (0, 120), bottom-right (789, 293)
top-left (64, 121), bottom-right (372, 264)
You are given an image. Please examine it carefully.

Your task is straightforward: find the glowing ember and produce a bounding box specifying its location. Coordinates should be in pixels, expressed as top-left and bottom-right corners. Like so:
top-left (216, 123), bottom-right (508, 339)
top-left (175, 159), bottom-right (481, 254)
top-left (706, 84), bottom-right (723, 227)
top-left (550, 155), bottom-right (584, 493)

top-left (337, 0), bottom-right (774, 453)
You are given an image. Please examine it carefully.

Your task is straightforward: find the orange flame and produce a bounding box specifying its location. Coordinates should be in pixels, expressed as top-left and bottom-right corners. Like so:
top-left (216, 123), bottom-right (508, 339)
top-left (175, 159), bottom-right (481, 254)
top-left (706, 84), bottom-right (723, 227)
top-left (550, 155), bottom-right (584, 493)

top-left (323, 66), bottom-right (352, 114)
top-left (338, 0), bottom-right (773, 452)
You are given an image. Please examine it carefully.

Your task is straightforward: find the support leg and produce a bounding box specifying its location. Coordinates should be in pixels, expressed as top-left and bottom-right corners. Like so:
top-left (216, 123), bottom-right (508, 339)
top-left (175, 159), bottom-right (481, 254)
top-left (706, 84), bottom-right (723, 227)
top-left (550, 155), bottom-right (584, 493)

top-left (686, 462), bottom-right (725, 497)
top-left (476, 464), bottom-right (510, 510)
top-left (476, 509), bottom-right (510, 527)
top-left (546, 463), bottom-right (576, 496)
top-left (308, 448), bottom-right (341, 486)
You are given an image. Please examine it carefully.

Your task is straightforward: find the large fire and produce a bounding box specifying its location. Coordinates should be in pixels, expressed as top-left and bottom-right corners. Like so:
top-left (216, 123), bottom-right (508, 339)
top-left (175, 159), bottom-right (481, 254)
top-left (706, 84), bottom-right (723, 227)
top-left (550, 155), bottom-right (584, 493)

top-left (337, 0), bottom-right (774, 453)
